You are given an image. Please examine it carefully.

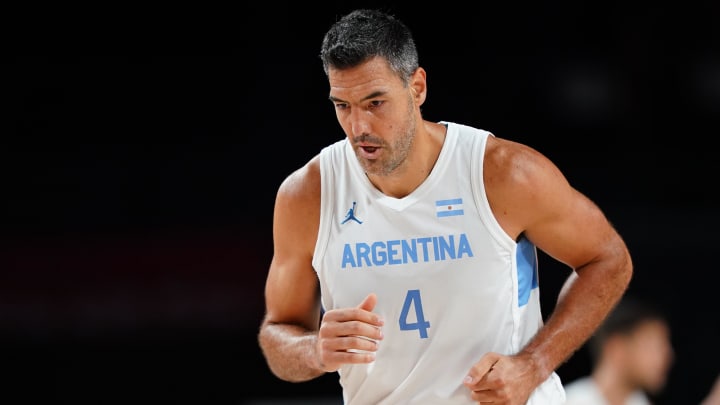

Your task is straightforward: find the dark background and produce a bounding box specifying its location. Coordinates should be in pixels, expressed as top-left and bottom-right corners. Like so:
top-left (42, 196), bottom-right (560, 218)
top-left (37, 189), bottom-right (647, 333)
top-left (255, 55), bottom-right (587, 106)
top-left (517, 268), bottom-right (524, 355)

top-left (2, 1), bottom-right (719, 404)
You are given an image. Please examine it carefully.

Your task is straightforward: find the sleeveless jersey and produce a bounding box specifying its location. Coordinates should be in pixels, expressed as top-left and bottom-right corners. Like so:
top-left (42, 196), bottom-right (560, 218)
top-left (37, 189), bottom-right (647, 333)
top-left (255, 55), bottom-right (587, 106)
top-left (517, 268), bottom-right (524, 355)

top-left (313, 121), bottom-right (566, 404)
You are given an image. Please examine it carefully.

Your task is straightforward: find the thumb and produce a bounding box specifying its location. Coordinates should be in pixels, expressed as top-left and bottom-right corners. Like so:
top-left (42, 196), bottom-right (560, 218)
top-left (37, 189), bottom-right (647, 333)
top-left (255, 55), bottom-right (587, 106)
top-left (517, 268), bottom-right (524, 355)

top-left (464, 352), bottom-right (500, 385)
top-left (357, 293), bottom-right (377, 312)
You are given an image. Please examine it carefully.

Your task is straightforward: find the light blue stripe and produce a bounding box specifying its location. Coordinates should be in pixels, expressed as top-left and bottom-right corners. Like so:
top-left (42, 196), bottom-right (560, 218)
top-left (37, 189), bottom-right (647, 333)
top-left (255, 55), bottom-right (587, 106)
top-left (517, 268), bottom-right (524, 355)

top-left (437, 210), bottom-right (464, 217)
top-left (516, 237), bottom-right (539, 307)
top-left (435, 198), bottom-right (463, 206)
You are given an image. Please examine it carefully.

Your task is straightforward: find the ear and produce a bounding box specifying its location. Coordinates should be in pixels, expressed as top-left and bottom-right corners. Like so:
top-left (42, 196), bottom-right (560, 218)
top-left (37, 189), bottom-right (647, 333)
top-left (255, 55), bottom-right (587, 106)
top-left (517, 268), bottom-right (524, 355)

top-left (410, 67), bottom-right (427, 106)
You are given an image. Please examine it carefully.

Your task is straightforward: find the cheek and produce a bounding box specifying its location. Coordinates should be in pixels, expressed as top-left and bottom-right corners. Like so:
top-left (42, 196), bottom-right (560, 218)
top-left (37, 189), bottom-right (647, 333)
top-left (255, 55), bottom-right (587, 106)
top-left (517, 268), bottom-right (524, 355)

top-left (335, 110), bottom-right (347, 123)
top-left (335, 114), bottom-right (352, 133)
top-left (630, 335), bottom-right (674, 376)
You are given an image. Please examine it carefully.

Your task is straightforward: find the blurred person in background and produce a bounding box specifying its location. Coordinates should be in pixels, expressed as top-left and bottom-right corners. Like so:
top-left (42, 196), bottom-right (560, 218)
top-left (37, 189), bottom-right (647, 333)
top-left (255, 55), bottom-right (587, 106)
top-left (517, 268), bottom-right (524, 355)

top-left (563, 293), bottom-right (674, 405)
top-left (701, 373), bottom-right (720, 405)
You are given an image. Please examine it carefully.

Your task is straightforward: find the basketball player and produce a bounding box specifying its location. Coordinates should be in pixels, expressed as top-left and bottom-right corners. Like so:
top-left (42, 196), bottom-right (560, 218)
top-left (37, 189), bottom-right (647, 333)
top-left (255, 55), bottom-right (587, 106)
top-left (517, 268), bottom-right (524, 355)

top-left (258, 8), bottom-right (633, 405)
top-left (563, 294), bottom-right (674, 405)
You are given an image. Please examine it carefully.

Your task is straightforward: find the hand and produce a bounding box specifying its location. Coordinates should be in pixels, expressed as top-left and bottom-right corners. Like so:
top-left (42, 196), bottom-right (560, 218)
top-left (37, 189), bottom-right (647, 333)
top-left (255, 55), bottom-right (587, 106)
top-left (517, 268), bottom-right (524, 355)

top-left (316, 293), bottom-right (384, 373)
top-left (463, 352), bottom-right (539, 405)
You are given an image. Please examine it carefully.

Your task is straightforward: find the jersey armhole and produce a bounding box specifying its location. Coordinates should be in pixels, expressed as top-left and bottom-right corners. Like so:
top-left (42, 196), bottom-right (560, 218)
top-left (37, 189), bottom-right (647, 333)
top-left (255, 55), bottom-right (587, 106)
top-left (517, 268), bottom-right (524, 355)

top-left (470, 130), bottom-right (516, 250)
top-left (312, 145), bottom-right (336, 272)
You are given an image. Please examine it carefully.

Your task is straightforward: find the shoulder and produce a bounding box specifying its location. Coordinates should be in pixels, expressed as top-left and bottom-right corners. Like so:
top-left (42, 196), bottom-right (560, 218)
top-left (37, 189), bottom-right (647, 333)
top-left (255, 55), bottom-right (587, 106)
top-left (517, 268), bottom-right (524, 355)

top-left (628, 391), bottom-right (653, 405)
top-left (482, 136), bottom-right (572, 238)
top-left (276, 154), bottom-right (321, 207)
top-left (563, 377), bottom-right (603, 404)
top-left (272, 155), bottom-right (322, 258)
top-left (564, 376), bottom-right (595, 391)
top-left (484, 135), bottom-right (566, 188)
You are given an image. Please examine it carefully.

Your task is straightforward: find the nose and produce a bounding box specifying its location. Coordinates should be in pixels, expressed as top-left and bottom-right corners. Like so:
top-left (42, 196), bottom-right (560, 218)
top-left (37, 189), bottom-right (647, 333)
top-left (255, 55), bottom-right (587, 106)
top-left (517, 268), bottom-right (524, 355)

top-left (349, 109), bottom-right (371, 138)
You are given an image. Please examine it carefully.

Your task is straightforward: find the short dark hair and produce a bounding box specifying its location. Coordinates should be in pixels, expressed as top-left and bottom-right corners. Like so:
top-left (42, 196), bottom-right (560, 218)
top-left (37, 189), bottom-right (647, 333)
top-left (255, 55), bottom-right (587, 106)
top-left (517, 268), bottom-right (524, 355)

top-left (588, 295), bottom-right (668, 363)
top-left (319, 8), bottom-right (419, 85)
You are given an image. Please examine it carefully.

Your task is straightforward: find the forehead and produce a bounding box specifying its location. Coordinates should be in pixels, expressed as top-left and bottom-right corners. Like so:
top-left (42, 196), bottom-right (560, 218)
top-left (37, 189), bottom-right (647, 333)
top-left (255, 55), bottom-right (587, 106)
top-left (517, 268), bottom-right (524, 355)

top-left (626, 319), bottom-right (670, 343)
top-left (328, 57), bottom-right (404, 100)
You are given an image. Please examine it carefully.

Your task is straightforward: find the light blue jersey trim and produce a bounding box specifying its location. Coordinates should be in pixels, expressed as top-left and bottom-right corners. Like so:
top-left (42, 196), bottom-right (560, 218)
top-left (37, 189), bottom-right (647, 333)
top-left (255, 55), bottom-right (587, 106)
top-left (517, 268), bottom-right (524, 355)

top-left (517, 237), bottom-right (539, 307)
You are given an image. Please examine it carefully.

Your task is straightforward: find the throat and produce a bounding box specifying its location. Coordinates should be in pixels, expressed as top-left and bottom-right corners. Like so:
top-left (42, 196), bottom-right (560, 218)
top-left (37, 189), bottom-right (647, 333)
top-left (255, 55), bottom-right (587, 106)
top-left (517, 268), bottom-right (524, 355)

top-left (365, 169), bottom-right (426, 199)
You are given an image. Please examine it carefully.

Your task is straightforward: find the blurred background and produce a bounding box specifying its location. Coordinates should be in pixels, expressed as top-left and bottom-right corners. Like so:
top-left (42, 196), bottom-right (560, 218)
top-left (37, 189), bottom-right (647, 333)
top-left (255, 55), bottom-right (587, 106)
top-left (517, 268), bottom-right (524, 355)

top-left (2, 1), bottom-right (719, 404)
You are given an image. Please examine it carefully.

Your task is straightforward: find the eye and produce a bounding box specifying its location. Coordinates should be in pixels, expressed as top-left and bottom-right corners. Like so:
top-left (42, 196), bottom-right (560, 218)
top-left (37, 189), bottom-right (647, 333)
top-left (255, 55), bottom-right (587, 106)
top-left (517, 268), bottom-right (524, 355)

top-left (369, 100), bottom-right (384, 108)
top-left (334, 102), bottom-right (349, 110)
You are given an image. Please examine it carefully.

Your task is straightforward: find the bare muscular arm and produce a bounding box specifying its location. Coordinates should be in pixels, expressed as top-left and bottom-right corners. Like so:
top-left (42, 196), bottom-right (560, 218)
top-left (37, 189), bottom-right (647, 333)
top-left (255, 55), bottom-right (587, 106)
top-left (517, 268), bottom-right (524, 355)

top-left (258, 155), bottom-right (384, 383)
top-left (464, 137), bottom-right (633, 404)
top-left (257, 156), bottom-right (325, 382)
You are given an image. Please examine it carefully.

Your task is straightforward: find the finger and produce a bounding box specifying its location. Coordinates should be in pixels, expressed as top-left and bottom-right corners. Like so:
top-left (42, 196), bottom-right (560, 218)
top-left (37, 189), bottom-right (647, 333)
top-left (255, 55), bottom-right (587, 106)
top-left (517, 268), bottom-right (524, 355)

top-left (333, 335), bottom-right (380, 353)
top-left (319, 334), bottom-right (379, 353)
top-left (323, 349), bottom-right (376, 365)
top-left (328, 319), bottom-right (383, 341)
top-left (464, 353), bottom-right (500, 386)
top-left (352, 294), bottom-right (383, 338)
top-left (349, 293), bottom-right (384, 326)
top-left (357, 292), bottom-right (377, 312)
top-left (322, 293), bottom-right (383, 327)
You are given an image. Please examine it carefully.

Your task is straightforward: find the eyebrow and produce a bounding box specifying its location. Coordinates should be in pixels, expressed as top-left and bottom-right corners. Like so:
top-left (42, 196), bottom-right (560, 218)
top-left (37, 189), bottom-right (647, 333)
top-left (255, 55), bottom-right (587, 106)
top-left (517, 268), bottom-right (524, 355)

top-left (328, 90), bottom-right (387, 103)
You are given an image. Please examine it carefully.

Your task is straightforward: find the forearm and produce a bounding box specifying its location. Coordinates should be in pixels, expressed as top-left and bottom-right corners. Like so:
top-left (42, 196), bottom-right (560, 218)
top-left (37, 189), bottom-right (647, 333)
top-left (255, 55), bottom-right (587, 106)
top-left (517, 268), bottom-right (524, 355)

top-left (258, 322), bottom-right (326, 382)
top-left (519, 254), bottom-right (632, 382)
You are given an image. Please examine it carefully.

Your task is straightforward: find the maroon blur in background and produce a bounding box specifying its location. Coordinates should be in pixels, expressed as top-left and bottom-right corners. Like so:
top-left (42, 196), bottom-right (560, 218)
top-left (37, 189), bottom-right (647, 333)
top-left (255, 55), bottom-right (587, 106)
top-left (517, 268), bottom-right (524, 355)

top-left (3, 1), bottom-right (719, 404)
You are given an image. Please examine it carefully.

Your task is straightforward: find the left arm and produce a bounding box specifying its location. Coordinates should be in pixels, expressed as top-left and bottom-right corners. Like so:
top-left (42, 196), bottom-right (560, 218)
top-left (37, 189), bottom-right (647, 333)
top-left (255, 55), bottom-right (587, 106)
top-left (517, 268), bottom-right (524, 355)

top-left (465, 137), bottom-right (633, 404)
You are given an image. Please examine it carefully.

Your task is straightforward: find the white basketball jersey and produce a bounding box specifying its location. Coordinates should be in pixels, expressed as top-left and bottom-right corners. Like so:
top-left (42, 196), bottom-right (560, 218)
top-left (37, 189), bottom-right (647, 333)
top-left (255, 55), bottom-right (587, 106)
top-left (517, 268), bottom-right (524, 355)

top-left (313, 121), bottom-right (566, 404)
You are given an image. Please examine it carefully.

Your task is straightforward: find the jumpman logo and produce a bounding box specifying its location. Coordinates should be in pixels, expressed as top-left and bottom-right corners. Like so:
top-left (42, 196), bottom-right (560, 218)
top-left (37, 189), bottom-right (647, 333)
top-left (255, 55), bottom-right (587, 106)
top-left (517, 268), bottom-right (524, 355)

top-left (341, 201), bottom-right (363, 224)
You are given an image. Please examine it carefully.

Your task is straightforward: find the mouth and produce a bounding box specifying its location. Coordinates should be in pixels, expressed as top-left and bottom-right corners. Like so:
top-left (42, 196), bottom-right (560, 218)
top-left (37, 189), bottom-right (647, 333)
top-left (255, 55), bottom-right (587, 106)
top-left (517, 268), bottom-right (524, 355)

top-left (357, 144), bottom-right (382, 159)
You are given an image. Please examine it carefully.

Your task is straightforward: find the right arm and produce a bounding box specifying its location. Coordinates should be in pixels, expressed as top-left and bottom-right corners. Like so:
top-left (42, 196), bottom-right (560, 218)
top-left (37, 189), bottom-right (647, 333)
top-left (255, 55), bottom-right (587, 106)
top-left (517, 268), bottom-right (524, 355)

top-left (257, 156), bottom-right (383, 382)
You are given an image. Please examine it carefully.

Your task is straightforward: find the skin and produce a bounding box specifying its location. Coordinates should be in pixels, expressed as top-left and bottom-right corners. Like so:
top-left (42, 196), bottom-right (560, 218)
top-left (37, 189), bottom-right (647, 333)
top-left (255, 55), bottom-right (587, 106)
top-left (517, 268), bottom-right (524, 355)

top-left (589, 319), bottom-right (674, 405)
top-left (625, 322), bottom-right (674, 395)
top-left (258, 56), bottom-right (633, 404)
top-left (701, 374), bottom-right (720, 405)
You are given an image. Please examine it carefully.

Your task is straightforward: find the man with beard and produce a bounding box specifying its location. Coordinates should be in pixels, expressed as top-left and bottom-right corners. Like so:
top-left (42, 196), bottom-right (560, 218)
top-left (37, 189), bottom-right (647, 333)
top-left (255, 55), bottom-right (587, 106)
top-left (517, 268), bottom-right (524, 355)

top-left (258, 8), bottom-right (633, 405)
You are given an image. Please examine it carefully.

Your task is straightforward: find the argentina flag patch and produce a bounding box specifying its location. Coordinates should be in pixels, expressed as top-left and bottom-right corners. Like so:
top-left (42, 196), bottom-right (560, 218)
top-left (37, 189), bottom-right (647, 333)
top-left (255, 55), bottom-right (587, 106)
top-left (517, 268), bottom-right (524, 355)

top-left (435, 198), bottom-right (464, 218)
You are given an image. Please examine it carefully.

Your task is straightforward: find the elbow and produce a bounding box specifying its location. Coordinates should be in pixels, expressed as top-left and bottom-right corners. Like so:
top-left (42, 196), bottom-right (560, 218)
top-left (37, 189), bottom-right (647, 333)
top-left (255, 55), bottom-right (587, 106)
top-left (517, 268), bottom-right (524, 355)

top-left (610, 242), bottom-right (634, 296)
top-left (619, 245), bottom-right (634, 287)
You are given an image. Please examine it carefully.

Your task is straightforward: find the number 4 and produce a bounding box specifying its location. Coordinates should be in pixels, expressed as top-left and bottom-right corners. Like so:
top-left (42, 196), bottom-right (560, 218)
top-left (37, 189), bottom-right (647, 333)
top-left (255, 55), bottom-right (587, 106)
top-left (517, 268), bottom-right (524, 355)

top-left (399, 289), bottom-right (431, 339)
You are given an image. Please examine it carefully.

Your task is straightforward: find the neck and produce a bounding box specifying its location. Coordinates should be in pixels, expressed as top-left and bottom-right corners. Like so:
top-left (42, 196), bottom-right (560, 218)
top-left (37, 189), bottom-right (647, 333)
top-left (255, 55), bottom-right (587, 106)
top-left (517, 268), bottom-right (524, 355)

top-left (366, 121), bottom-right (446, 198)
top-left (592, 363), bottom-right (640, 405)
